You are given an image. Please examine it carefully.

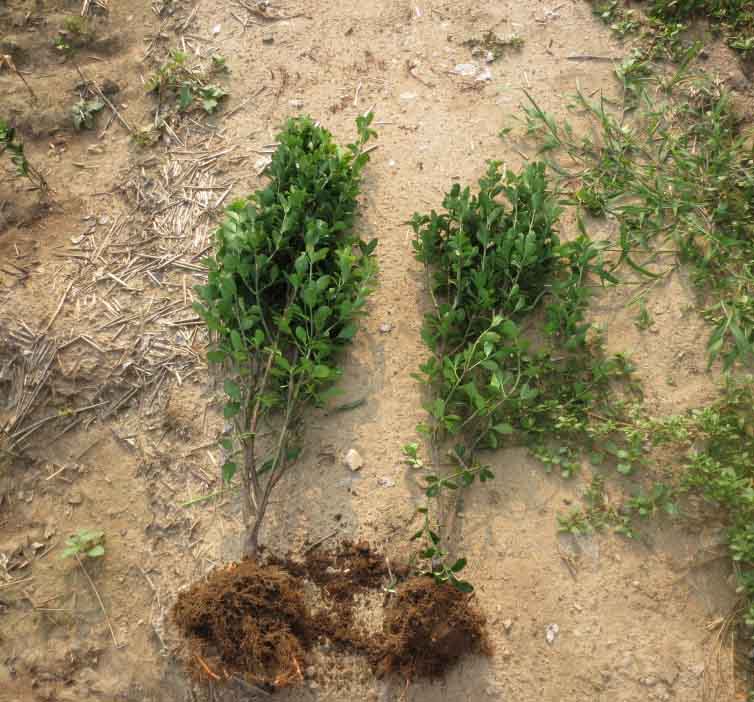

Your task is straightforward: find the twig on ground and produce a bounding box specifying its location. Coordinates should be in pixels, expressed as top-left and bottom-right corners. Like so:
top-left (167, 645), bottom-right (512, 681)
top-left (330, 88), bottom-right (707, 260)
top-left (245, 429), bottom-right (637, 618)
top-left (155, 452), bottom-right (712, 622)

top-left (76, 555), bottom-right (120, 648)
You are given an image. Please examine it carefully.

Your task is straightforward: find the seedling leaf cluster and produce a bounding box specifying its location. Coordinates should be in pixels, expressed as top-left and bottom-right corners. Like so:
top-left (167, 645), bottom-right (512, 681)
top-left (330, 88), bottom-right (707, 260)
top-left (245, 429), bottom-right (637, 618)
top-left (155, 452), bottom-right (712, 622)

top-left (147, 49), bottom-right (229, 118)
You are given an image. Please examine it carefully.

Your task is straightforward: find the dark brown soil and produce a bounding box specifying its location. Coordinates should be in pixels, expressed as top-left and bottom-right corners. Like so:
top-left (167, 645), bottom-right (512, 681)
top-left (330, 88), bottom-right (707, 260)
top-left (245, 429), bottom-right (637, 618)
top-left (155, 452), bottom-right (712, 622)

top-left (172, 545), bottom-right (491, 691)
top-left (172, 560), bottom-right (311, 690)
top-left (274, 539), bottom-right (409, 612)
top-left (378, 576), bottom-right (492, 680)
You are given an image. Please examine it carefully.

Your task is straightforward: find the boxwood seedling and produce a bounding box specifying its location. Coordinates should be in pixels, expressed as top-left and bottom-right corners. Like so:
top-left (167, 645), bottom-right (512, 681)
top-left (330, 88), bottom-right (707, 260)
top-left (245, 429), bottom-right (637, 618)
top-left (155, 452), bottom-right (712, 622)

top-left (196, 113), bottom-right (378, 557)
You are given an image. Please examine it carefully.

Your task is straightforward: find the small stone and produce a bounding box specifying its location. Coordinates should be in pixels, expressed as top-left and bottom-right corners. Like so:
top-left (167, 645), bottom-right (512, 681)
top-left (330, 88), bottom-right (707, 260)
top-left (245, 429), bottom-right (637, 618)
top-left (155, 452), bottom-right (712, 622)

top-left (289, 98), bottom-right (304, 108)
top-left (502, 618), bottom-right (513, 633)
top-left (254, 156), bottom-right (272, 173)
top-left (476, 66), bottom-right (493, 82)
top-left (97, 215), bottom-right (111, 226)
top-left (308, 680), bottom-right (319, 690)
top-left (454, 62), bottom-right (479, 77)
top-left (212, 24), bottom-right (221, 35)
top-left (399, 91), bottom-right (417, 101)
top-left (545, 623), bottom-right (559, 645)
top-left (379, 322), bottom-right (393, 333)
top-left (262, 32), bottom-right (274, 44)
top-left (68, 493), bottom-right (83, 505)
top-left (640, 675), bottom-right (659, 687)
top-left (377, 477), bottom-right (395, 488)
top-left (305, 666), bottom-right (316, 679)
top-left (344, 448), bottom-right (363, 472)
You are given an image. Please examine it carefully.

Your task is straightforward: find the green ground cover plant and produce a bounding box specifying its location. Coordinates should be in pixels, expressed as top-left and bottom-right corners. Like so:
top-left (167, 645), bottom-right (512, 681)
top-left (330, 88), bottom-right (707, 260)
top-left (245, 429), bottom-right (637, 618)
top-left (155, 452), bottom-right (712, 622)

top-left (196, 114), bottom-right (377, 557)
top-left (518, 71), bottom-right (754, 369)
top-left (512, 53), bottom-right (754, 692)
top-left (591, 0), bottom-right (754, 60)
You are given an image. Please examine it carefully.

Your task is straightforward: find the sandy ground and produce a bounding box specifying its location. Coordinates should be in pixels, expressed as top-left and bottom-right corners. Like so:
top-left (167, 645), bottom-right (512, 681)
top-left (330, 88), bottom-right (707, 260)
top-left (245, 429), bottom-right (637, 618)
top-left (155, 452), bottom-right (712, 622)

top-left (1, 1), bottom-right (751, 700)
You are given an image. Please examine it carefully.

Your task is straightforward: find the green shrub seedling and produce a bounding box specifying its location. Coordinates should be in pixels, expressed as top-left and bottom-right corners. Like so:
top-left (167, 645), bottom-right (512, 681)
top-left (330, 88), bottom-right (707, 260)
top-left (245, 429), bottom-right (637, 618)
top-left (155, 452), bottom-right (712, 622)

top-left (196, 114), bottom-right (378, 557)
top-left (406, 161), bottom-right (621, 590)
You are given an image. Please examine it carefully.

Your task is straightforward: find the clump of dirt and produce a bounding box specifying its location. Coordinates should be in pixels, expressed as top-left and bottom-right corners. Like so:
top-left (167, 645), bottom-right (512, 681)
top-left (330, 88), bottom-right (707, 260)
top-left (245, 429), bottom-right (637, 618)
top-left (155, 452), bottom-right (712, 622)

top-left (172, 560), bottom-right (311, 690)
top-left (378, 576), bottom-right (492, 680)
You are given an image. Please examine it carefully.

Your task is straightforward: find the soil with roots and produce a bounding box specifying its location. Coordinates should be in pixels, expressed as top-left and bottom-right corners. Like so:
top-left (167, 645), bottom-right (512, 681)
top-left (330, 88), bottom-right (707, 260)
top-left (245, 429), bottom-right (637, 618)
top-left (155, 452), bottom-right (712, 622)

top-left (172, 543), bottom-right (489, 690)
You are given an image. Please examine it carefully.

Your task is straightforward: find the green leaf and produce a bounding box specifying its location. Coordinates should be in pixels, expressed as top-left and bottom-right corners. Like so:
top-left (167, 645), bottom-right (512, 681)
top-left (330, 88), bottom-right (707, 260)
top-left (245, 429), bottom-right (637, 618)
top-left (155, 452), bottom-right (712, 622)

top-left (207, 350), bottom-right (226, 363)
top-left (493, 422), bottom-right (514, 435)
top-left (224, 379), bottom-right (241, 402)
top-left (222, 461), bottom-right (237, 483)
top-left (338, 323), bottom-right (358, 340)
top-left (449, 576), bottom-right (474, 593)
top-left (223, 402), bottom-right (240, 419)
top-left (179, 84), bottom-right (193, 110)
top-left (312, 365), bottom-right (330, 379)
top-left (450, 557), bottom-right (467, 572)
top-left (87, 545), bottom-right (105, 558)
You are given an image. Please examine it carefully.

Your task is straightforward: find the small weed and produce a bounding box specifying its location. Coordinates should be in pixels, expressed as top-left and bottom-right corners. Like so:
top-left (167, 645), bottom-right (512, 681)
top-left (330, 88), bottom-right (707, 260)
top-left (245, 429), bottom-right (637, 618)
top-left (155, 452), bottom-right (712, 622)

top-left (55, 16), bottom-right (95, 52)
top-left (147, 48), bottom-right (228, 118)
top-left (210, 53), bottom-right (229, 73)
top-left (132, 126), bottom-right (160, 147)
top-left (533, 445), bottom-right (581, 479)
top-left (0, 119), bottom-right (48, 194)
top-left (520, 73), bottom-right (754, 368)
top-left (72, 98), bottom-right (104, 130)
top-left (403, 443), bottom-right (425, 470)
top-left (60, 529), bottom-right (106, 560)
top-left (59, 528), bottom-right (118, 646)
top-left (592, 0), bottom-right (754, 61)
top-left (558, 509), bottom-right (593, 535)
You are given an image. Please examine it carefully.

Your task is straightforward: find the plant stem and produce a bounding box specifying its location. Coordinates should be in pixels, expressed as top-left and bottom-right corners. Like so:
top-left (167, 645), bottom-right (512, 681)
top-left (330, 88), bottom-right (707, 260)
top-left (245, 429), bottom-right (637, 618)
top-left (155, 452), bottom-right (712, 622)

top-left (76, 555), bottom-right (119, 648)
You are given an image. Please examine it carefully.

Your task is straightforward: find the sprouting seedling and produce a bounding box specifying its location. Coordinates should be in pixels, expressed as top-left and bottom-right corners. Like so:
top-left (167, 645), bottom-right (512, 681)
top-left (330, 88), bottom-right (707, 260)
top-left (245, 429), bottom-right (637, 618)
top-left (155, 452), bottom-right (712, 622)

top-left (60, 528), bottom-right (106, 560)
top-left (72, 98), bottom-right (104, 130)
top-left (60, 528), bottom-right (118, 647)
top-left (402, 443), bottom-right (424, 470)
